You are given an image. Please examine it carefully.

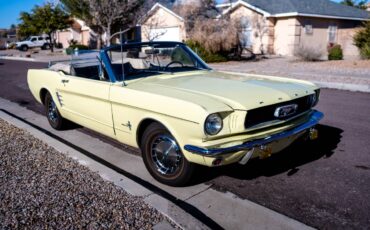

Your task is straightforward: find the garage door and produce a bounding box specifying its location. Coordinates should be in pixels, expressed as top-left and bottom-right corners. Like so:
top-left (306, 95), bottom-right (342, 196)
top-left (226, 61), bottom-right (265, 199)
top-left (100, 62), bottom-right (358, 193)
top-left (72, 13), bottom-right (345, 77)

top-left (149, 27), bottom-right (180, 42)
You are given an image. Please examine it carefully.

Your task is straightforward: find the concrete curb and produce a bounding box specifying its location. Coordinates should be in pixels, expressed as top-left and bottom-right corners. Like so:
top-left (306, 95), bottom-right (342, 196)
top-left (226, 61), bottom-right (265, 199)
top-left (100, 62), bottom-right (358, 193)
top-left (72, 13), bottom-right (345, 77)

top-left (0, 56), bottom-right (37, 62)
top-left (0, 98), bottom-right (314, 230)
top-left (0, 55), bottom-right (66, 63)
top-left (312, 81), bottom-right (370, 93)
top-left (219, 70), bottom-right (370, 94)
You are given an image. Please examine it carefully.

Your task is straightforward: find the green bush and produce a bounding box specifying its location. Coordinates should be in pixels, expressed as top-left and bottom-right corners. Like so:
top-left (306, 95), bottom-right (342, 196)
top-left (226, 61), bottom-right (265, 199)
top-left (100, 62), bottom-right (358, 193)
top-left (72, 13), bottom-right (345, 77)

top-left (353, 21), bottom-right (370, 59)
top-left (360, 43), bottom-right (370, 59)
top-left (66, 44), bottom-right (89, 55)
top-left (328, 44), bottom-right (343, 60)
top-left (171, 47), bottom-right (193, 65)
top-left (186, 40), bottom-right (228, 63)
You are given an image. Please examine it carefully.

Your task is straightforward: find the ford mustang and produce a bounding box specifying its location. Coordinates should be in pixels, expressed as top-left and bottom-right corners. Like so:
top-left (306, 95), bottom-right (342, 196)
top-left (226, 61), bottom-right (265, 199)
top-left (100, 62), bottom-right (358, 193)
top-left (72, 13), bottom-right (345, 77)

top-left (27, 42), bottom-right (323, 186)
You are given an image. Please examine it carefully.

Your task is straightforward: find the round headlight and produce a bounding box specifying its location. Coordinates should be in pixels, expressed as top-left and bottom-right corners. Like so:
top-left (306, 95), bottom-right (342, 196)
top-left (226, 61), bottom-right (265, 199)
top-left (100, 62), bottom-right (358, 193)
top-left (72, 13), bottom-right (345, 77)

top-left (205, 113), bottom-right (223, 135)
top-left (310, 89), bottom-right (320, 107)
top-left (310, 93), bottom-right (317, 107)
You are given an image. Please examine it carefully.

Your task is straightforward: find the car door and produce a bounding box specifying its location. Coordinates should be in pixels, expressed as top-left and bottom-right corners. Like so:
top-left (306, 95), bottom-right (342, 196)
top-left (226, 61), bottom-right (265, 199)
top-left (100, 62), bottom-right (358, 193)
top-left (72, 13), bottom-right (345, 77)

top-left (37, 37), bottom-right (44, 46)
top-left (56, 69), bottom-right (115, 138)
top-left (29, 37), bottom-right (37, 47)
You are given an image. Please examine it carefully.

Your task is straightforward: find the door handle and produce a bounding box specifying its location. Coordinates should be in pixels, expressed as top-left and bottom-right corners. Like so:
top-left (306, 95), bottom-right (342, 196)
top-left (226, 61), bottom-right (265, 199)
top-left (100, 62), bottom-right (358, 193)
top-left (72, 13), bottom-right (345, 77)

top-left (61, 79), bottom-right (69, 84)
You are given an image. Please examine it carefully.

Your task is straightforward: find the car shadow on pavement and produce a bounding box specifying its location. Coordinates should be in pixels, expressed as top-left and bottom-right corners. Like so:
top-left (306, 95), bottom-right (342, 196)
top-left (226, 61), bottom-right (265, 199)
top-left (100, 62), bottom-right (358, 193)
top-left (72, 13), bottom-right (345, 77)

top-left (192, 124), bottom-right (343, 184)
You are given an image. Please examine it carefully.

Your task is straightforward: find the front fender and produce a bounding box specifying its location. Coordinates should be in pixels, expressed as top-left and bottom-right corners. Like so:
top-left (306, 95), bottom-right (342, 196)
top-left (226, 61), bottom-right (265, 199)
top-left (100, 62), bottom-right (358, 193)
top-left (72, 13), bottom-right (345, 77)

top-left (27, 69), bottom-right (64, 114)
top-left (110, 96), bottom-right (208, 165)
top-left (136, 114), bottom-right (208, 165)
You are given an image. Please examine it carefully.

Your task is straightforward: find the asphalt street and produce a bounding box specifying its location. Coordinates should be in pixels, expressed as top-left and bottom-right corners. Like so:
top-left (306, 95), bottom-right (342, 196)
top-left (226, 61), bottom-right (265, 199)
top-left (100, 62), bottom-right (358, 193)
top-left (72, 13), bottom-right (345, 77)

top-left (0, 59), bottom-right (369, 229)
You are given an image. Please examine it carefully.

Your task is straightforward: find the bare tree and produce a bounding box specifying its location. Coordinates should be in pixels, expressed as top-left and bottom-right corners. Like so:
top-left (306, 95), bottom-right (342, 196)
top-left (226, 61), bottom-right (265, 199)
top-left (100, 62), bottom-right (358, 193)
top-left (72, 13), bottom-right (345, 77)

top-left (175, 2), bottom-right (239, 54)
top-left (62, 0), bottom-right (147, 48)
top-left (173, 0), bottom-right (218, 34)
top-left (190, 17), bottom-right (239, 54)
top-left (252, 15), bottom-right (269, 55)
top-left (88, 0), bottom-right (143, 46)
top-left (229, 13), bottom-right (270, 57)
top-left (141, 17), bottom-right (167, 41)
top-left (61, 0), bottom-right (106, 48)
top-left (136, 0), bottom-right (167, 41)
top-left (134, 0), bottom-right (156, 24)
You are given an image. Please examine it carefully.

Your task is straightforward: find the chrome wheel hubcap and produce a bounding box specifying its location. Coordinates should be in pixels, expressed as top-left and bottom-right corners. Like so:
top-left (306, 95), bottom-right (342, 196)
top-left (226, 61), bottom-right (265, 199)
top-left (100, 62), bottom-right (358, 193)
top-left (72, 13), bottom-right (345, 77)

top-left (151, 135), bottom-right (182, 175)
top-left (48, 99), bottom-right (58, 123)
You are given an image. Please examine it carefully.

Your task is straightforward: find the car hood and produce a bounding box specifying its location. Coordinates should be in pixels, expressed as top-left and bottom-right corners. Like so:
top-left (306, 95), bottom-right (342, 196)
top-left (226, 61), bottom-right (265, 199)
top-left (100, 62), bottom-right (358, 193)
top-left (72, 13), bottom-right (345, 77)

top-left (129, 71), bottom-right (317, 111)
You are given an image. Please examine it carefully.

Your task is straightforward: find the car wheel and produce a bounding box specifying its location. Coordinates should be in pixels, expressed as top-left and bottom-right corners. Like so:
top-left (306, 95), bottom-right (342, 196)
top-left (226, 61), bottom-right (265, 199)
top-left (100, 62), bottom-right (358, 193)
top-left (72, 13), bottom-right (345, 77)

top-left (42, 43), bottom-right (50, 50)
top-left (44, 92), bottom-right (67, 130)
top-left (21, 45), bottom-right (28, 51)
top-left (141, 122), bottom-right (195, 186)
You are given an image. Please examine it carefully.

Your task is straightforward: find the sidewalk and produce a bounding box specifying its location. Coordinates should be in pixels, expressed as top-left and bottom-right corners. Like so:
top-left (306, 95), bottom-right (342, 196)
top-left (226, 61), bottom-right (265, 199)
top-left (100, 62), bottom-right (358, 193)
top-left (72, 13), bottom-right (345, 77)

top-left (0, 49), bottom-right (69, 63)
top-left (210, 57), bottom-right (370, 93)
top-left (0, 97), bottom-right (313, 230)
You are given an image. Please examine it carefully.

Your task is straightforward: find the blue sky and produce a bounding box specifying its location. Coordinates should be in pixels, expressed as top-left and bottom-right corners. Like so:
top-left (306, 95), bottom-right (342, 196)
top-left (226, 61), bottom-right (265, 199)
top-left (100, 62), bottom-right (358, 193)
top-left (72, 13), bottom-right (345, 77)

top-left (0, 0), bottom-right (44, 28)
top-left (0, 0), bottom-right (343, 29)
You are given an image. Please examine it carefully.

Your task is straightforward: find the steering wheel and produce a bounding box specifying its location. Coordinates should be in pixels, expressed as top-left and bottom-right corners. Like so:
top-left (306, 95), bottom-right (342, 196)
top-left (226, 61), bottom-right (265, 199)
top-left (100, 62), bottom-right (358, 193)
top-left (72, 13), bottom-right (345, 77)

top-left (165, 61), bottom-right (184, 70)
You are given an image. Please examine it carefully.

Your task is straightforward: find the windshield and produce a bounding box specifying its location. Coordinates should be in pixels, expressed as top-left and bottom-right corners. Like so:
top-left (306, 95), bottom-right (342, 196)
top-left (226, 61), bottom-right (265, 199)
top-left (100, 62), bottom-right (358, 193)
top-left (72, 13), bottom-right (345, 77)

top-left (107, 43), bottom-right (209, 81)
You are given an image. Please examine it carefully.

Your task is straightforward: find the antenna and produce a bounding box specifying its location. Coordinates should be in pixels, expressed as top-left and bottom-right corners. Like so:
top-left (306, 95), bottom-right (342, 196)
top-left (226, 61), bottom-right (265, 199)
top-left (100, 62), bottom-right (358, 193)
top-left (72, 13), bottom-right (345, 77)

top-left (119, 29), bottom-right (126, 86)
top-left (109, 28), bottom-right (131, 86)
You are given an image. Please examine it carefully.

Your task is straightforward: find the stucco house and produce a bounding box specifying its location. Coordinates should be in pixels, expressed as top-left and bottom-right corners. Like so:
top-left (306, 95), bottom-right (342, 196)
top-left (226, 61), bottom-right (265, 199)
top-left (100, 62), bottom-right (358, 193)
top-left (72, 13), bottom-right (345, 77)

top-left (0, 28), bottom-right (18, 48)
top-left (55, 19), bottom-right (95, 48)
top-left (55, 18), bottom-right (137, 49)
top-left (140, 1), bottom-right (185, 42)
top-left (140, 0), bottom-right (370, 58)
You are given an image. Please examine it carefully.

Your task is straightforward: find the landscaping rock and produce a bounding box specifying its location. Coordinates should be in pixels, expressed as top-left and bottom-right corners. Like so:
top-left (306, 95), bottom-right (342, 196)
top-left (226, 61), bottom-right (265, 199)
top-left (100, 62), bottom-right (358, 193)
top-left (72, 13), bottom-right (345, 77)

top-left (0, 119), bottom-right (165, 229)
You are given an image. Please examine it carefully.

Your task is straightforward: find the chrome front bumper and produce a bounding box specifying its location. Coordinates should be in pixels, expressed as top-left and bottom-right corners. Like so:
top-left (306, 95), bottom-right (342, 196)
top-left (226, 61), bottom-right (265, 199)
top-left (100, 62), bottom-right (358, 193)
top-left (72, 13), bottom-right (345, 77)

top-left (184, 110), bottom-right (324, 156)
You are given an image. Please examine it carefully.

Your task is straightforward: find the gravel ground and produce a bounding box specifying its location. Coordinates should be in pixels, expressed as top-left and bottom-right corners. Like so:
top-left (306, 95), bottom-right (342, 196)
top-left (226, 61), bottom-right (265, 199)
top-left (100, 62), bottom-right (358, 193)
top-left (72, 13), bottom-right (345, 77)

top-left (0, 119), bottom-right (165, 229)
top-left (210, 57), bottom-right (370, 85)
top-left (0, 49), bottom-right (68, 62)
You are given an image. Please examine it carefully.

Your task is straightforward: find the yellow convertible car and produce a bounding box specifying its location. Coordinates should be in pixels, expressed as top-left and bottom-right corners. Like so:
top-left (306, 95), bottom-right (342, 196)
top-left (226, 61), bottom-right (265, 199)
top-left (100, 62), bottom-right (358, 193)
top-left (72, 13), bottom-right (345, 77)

top-left (28, 42), bottom-right (323, 186)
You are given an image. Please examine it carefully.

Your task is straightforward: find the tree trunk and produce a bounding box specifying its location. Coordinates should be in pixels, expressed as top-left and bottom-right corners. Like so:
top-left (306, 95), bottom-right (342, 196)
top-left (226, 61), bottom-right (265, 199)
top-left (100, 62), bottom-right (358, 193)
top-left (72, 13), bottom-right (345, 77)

top-left (106, 23), bottom-right (111, 47)
top-left (49, 33), bottom-right (54, 52)
top-left (97, 33), bottom-right (102, 50)
top-left (260, 38), bottom-right (264, 55)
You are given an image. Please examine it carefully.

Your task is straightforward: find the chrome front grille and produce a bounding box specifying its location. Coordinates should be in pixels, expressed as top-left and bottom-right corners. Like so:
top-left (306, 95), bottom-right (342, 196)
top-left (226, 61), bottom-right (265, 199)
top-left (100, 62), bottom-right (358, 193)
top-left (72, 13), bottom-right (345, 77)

top-left (245, 95), bottom-right (313, 129)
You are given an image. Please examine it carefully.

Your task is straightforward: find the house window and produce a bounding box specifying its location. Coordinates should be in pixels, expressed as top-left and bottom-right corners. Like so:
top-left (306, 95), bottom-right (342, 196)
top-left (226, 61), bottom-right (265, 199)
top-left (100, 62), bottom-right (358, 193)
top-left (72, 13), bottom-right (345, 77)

top-left (305, 25), bottom-right (313, 34)
top-left (328, 25), bottom-right (338, 43)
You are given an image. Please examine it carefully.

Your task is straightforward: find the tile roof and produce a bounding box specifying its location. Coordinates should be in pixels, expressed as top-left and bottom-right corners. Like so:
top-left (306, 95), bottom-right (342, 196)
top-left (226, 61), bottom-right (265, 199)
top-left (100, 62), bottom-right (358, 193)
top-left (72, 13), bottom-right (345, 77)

top-left (231, 0), bottom-right (370, 19)
top-left (155, 0), bottom-right (177, 9)
top-left (154, 0), bottom-right (220, 19)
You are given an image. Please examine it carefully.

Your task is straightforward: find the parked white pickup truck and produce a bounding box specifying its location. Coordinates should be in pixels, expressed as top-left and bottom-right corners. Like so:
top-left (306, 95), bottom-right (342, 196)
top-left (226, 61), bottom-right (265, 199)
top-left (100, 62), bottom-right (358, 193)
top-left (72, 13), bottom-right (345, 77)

top-left (16, 36), bottom-right (50, 51)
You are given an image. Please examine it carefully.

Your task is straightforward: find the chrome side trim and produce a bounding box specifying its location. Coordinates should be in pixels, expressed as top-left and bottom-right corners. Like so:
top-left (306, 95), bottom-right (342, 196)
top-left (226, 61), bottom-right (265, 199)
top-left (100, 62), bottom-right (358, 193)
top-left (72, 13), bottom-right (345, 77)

top-left (184, 110), bottom-right (324, 156)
